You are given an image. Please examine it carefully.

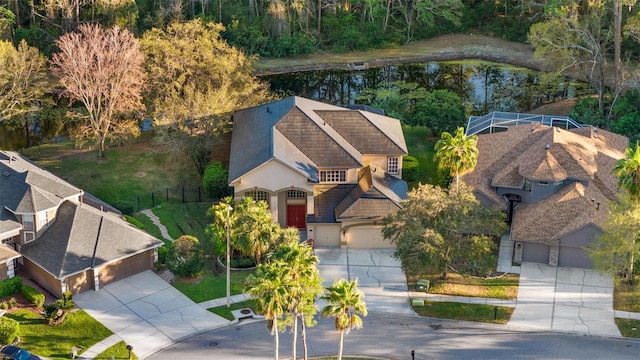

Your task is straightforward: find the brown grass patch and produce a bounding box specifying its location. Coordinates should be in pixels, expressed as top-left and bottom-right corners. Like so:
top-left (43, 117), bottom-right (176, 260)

top-left (409, 273), bottom-right (519, 300)
top-left (614, 276), bottom-right (640, 312)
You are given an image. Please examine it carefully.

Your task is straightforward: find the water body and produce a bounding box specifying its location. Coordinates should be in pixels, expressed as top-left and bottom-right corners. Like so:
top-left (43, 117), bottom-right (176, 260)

top-left (262, 61), bottom-right (589, 115)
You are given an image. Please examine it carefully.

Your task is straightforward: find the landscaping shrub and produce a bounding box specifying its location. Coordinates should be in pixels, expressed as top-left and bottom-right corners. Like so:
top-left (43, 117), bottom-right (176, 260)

top-left (166, 235), bottom-right (206, 277)
top-left (403, 155), bottom-right (419, 183)
top-left (157, 245), bottom-right (168, 265)
top-left (230, 257), bottom-right (256, 269)
top-left (0, 302), bottom-right (7, 310)
top-left (0, 277), bottom-right (22, 297)
top-left (203, 162), bottom-right (233, 200)
top-left (8, 298), bottom-right (16, 309)
top-left (112, 201), bottom-right (135, 215)
top-left (0, 317), bottom-right (19, 344)
top-left (21, 285), bottom-right (45, 308)
top-left (124, 215), bottom-right (144, 229)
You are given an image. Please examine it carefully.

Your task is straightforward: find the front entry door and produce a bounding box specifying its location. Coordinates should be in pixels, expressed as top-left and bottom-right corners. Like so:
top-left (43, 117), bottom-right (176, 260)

top-left (287, 205), bottom-right (306, 229)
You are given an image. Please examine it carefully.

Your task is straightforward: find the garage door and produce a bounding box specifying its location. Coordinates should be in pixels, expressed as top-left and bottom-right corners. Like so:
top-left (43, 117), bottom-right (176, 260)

top-left (522, 242), bottom-right (549, 264)
top-left (348, 226), bottom-right (393, 248)
top-left (558, 246), bottom-right (593, 269)
top-left (312, 225), bottom-right (340, 246)
top-left (99, 251), bottom-right (153, 286)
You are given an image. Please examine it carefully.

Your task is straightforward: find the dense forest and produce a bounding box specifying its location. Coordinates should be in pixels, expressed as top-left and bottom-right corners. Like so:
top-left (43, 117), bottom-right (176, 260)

top-left (0, 0), bottom-right (551, 57)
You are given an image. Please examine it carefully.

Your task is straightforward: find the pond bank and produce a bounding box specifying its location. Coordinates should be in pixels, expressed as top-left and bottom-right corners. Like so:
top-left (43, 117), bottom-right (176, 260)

top-left (254, 34), bottom-right (545, 75)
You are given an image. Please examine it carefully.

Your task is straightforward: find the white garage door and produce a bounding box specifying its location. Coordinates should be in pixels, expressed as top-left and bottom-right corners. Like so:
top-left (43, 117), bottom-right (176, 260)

top-left (348, 226), bottom-right (394, 248)
top-left (312, 224), bottom-right (341, 246)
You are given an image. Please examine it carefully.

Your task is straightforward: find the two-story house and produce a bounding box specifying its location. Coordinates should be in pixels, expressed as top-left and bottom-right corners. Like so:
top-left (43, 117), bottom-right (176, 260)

top-left (0, 151), bottom-right (163, 297)
top-left (228, 96), bottom-right (408, 248)
top-left (462, 115), bottom-right (628, 269)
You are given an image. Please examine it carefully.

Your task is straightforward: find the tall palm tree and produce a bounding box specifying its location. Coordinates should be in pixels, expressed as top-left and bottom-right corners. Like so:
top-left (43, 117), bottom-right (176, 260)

top-left (614, 141), bottom-right (640, 200)
top-left (272, 239), bottom-right (323, 360)
top-left (245, 260), bottom-right (291, 360)
top-left (320, 279), bottom-right (368, 360)
top-left (235, 196), bottom-right (280, 264)
top-left (434, 127), bottom-right (479, 189)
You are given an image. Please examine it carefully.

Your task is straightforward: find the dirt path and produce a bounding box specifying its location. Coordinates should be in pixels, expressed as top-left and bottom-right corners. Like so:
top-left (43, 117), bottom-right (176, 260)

top-left (254, 34), bottom-right (544, 75)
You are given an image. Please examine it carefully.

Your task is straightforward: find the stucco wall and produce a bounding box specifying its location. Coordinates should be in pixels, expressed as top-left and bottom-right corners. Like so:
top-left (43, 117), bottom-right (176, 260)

top-left (233, 160), bottom-right (314, 193)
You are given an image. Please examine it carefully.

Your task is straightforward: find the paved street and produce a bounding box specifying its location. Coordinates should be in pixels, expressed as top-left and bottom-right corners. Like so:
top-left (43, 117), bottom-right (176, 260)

top-left (148, 313), bottom-right (640, 359)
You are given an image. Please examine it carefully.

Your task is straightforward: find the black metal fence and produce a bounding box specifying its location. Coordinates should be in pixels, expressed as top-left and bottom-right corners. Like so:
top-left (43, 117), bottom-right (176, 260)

top-left (124, 186), bottom-right (217, 212)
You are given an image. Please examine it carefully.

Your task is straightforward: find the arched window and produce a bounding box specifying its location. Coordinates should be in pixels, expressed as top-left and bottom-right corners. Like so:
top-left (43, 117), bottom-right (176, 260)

top-left (245, 190), bottom-right (270, 204)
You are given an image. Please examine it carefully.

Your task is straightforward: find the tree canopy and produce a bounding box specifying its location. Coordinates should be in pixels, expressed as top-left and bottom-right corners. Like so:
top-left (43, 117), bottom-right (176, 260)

top-left (434, 127), bottom-right (479, 189)
top-left (382, 183), bottom-right (507, 278)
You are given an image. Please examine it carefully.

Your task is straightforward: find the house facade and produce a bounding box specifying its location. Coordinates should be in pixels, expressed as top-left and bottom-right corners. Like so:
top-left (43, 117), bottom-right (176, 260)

top-left (228, 97), bottom-right (408, 248)
top-left (0, 151), bottom-right (163, 297)
top-left (462, 118), bottom-right (628, 269)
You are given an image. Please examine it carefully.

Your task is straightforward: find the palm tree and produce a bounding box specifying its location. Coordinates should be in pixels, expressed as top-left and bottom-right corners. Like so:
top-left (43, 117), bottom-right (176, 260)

top-left (245, 260), bottom-right (291, 360)
top-left (234, 196), bottom-right (280, 264)
top-left (434, 127), bottom-right (479, 189)
top-left (320, 279), bottom-right (368, 360)
top-left (272, 239), bottom-right (323, 360)
top-left (614, 141), bottom-right (640, 199)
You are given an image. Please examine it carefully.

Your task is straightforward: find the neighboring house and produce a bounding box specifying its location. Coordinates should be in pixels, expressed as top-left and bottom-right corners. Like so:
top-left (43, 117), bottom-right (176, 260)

top-left (0, 151), bottom-right (163, 297)
top-left (228, 96), bottom-right (408, 248)
top-left (463, 114), bottom-right (628, 269)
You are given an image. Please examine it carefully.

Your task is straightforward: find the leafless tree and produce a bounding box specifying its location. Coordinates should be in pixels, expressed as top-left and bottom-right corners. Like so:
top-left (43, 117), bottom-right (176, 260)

top-left (50, 24), bottom-right (145, 157)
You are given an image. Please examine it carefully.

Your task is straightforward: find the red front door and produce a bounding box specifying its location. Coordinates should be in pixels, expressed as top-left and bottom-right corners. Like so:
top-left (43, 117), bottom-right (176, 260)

top-left (287, 205), bottom-right (306, 229)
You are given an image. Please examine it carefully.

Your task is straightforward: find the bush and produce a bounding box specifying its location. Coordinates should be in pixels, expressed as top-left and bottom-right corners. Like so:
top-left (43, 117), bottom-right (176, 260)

top-left (230, 257), bottom-right (256, 269)
top-left (0, 302), bottom-right (7, 310)
top-left (166, 235), bottom-right (206, 277)
top-left (157, 245), bottom-right (168, 265)
top-left (203, 162), bottom-right (233, 200)
top-left (0, 317), bottom-right (19, 344)
top-left (8, 298), bottom-right (16, 309)
top-left (402, 156), bottom-right (420, 183)
top-left (124, 214), bottom-right (144, 228)
top-left (21, 285), bottom-right (45, 308)
top-left (112, 201), bottom-right (135, 216)
top-left (0, 277), bottom-right (22, 297)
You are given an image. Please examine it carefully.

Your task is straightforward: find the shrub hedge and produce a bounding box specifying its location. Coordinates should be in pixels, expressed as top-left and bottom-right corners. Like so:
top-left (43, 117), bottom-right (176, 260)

top-left (0, 277), bottom-right (22, 298)
top-left (403, 155), bottom-right (419, 183)
top-left (0, 317), bottom-right (19, 344)
top-left (21, 285), bottom-right (45, 308)
top-left (124, 215), bottom-right (144, 229)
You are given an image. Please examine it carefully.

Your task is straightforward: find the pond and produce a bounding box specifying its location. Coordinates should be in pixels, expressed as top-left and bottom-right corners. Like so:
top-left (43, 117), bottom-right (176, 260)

top-left (261, 61), bottom-right (589, 115)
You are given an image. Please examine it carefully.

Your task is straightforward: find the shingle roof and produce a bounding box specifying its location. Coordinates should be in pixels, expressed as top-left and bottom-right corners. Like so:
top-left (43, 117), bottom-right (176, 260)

top-left (229, 97), bottom-right (408, 183)
top-left (463, 122), bottom-right (628, 243)
top-left (0, 151), bottom-right (80, 214)
top-left (0, 208), bottom-right (21, 237)
top-left (21, 201), bottom-right (162, 278)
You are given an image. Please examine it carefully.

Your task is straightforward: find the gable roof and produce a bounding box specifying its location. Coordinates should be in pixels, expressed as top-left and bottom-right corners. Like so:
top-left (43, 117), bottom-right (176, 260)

top-left (0, 151), bottom-right (80, 214)
top-left (229, 97), bottom-right (408, 183)
top-left (463, 122), bottom-right (628, 242)
top-left (21, 201), bottom-right (162, 278)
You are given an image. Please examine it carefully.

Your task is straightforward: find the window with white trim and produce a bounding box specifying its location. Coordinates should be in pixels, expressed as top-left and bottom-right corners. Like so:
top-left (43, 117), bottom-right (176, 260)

top-left (287, 190), bottom-right (306, 198)
top-left (24, 232), bottom-right (35, 243)
top-left (388, 157), bottom-right (399, 174)
top-left (22, 214), bottom-right (34, 231)
top-left (320, 170), bottom-right (346, 183)
top-left (245, 190), bottom-right (269, 203)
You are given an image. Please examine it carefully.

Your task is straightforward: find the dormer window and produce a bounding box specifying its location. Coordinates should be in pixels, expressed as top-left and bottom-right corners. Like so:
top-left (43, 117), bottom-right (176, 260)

top-left (320, 170), bottom-right (346, 183)
top-left (388, 157), bottom-right (399, 175)
top-left (524, 178), bottom-right (532, 192)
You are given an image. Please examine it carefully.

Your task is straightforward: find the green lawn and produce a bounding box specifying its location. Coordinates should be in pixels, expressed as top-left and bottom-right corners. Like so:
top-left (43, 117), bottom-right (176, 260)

top-left (150, 202), bottom-right (214, 241)
top-left (22, 139), bottom-right (200, 208)
top-left (403, 126), bottom-right (439, 187)
top-left (208, 300), bottom-right (256, 320)
top-left (6, 309), bottom-right (112, 360)
top-left (615, 318), bottom-right (640, 338)
top-left (94, 340), bottom-right (139, 360)
top-left (412, 301), bottom-right (514, 324)
top-left (172, 267), bottom-right (255, 303)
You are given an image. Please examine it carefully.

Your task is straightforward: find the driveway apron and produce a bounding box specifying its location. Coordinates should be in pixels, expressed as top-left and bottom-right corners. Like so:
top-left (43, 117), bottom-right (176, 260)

top-left (315, 247), bottom-right (414, 315)
top-left (509, 263), bottom-right (620, 337)
top-left (74, 270), bottom-right (229, 358)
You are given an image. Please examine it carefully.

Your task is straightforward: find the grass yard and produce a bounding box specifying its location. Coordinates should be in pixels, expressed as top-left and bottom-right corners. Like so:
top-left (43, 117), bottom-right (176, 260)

top-left (150, 202), bottom-right (214, 241)
top-left (402, 126), bottom-right (439, 187)
top-left (409, 273), bottom-right (519, 300)
top-left (208, 300), bottom-right (256, 320)
top-left (22, 139), bottom-right (201, 207)
top-left (615, 318), bottom-right (640, 338)
top-left (131, 212), bottom-right (165, 242)
top-left (412, 302), bottom-right (514, 324)
top-left (172, 267), bottom-right (255, 303)
top-left (6, 309), bottom-right (112, 360)
top-left (94, 341), bottom-right (139, 360)
top-left (613, 277), bottom-right (640, 312)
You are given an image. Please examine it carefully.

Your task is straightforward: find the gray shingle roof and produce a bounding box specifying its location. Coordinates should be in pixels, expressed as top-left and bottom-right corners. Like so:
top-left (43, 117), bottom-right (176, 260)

top-left (21, 201), bottom-right (162, 278)
top-left (0, 151), bottom-right (80, 213)
top-left (0, 208), bottom-right (21, 237)
top-left (229, 97), bottom-right (408, 183)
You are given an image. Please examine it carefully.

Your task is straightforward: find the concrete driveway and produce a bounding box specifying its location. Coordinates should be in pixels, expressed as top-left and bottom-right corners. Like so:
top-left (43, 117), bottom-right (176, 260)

top-left (74, 271), bottom-right (229, 358)
top-left (315, 247), bottom-right (414, 315)
top-left (509, 263), bottom-right (620, 337)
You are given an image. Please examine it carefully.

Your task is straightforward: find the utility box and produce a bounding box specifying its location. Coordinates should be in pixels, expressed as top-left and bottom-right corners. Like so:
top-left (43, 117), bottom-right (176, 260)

top-left (416, 279), bottom-right (430, 292)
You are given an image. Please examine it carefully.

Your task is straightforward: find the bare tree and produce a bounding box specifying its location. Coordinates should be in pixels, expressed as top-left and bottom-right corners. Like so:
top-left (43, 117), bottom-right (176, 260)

top-left (50, 24), bottom-right (145, 157)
